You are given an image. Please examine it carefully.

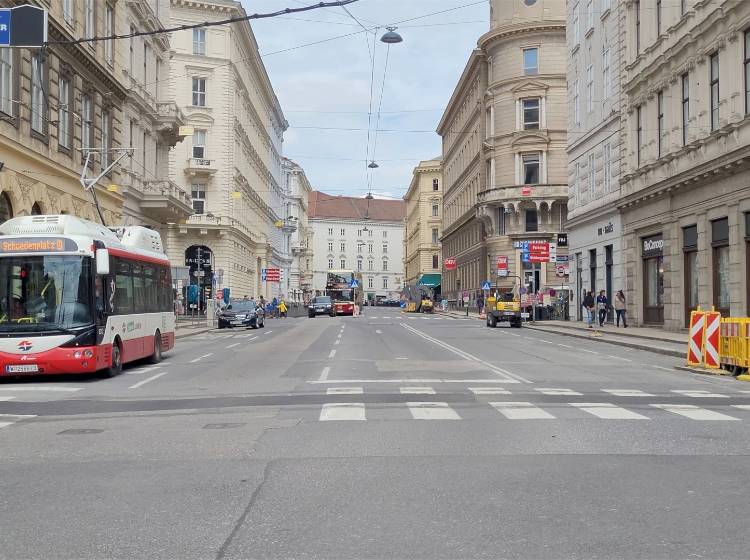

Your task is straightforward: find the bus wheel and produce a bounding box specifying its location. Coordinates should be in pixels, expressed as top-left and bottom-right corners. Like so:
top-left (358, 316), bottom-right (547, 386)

top-left (103, 340), bottom-right (123, 378)
top-left (149, 331), bottom-right (162, 364)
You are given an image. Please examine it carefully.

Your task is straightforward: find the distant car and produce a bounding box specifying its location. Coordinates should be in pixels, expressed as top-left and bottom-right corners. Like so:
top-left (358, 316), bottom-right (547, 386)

top-left (217, 301), bottom-right (265, 329)
top-left (308, 296), bottom-right (336, 318)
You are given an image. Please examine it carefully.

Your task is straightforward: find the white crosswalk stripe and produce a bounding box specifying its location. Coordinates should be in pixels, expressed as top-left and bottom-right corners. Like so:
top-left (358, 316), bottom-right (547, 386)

top-left (0, 414), bottom-right (37, 430)
top-left (571, 402), bottom-right (649, 420)
top-left (0, 396), bottom-right (16, 401)
top-left (603, 389), bottom-right (654, 397)
top-left (671, 390), bottom-right (729, 398)
top-left (535, 388), bottom-right (582, 396)
top-left (469, 387), bottom-right (512, 395)
top-left (400, 387), bottom-right (437, 395)
top-left (651, 404), bottom-right (740, 421)
top-left (407, 402), bottom-right (461, 420)
top-left (326, 387), bottom-right (363, 395)
top-left (490, 401), bottom-right (555, 420)
top-left (319, 403), bottom-right (366, 421)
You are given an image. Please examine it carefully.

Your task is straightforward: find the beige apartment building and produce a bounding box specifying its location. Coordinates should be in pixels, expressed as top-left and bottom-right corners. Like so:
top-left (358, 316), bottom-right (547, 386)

top-left (0, 0), bottom-right (127, 225)
top-left (439, 0), bottom-right (568, 303)
top-left (619, 0), bottom-right (750, 329)
top-left (404, 158), bottom-right (443, 288)
top-left (164, 0), bottom-right (288, 307)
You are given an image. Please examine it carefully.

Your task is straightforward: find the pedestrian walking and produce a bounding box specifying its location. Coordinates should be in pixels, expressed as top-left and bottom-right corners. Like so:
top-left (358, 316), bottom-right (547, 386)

top-left (279, 299), bottom-right (288, 318)
top-left (614, 290), bottom-right (628, 328)
top-left (476, 294), bottom-right (484, 314)
top-left (596, 290), bottom-right (609, 327)
top-left (583, 290), bottom-right (595, 328)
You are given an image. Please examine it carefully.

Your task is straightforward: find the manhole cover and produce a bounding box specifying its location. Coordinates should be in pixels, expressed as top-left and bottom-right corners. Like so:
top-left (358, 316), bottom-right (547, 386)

top-left (57, 428), bottom-right (104, 435)
top-left (202, 423), bottom-right (245, 430)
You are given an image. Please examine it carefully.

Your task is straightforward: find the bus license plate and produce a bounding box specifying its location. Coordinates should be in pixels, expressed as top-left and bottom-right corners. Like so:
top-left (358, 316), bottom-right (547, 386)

top-left (5, 364), bottom-right (39, 373)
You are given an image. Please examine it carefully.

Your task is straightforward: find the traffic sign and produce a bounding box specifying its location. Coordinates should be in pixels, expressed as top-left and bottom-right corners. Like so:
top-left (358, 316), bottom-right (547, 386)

top-left (261, 268), bottom-right (267, 281)
top-left (0, 6), bottom-right (47, 48)
top-left (0, 10), bottom-right (10, 47)
top-left (481, 281), bottom-right (492, 291)
top-left (350, 279), bottom-right (359, 288)
top-left (444, 257), bottom-right (457, 270)
top-left (264, 268), bottom-right (280, 282)
top-left (496, 255), bottom-right (508, 277)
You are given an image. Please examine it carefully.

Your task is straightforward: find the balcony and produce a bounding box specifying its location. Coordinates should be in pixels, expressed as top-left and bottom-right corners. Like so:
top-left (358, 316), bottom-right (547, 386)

top-left (155, 101), bottom-right (186, 147)
top-left (140, 180), bottom-right (194, 223)
top-left (185, 158), bottom-right (218, 177)
top-left (291, 243), bottom-right (308, 255)
top-left (478, 183), bottom-right (568, 206)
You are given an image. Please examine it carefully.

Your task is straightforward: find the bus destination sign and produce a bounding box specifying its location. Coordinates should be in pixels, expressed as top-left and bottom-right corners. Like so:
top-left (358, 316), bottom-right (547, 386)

top-left (0, 237), bottom-right (79, 254)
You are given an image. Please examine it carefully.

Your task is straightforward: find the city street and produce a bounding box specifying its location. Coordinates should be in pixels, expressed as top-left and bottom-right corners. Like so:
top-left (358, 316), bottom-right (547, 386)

top-left (2, 314), bottom-right (750, 559)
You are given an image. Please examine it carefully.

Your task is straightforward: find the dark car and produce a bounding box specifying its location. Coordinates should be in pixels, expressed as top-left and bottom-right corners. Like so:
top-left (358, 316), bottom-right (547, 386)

top-left (308, 296), bottom-right (336, 318)
top-left (217, 301), bottom-right (266, 329)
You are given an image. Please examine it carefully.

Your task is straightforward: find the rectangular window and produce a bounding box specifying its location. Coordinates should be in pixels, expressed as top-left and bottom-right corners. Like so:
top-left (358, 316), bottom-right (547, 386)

top-left (84, 0), bottom-right (95, 40)
top-left (432, 254), bottom-right (439, 269)
top-left (58, 76), bottom-right (71, 149)
top-left (602, 47), bottom-right (610, 99)
top-left (432, 204), bottom-right (439, 217)
top-left (525, 210), bottom-right (538, 233)
top-left (114, 260), bottom-right (134, 314)
top-left (522, 98), bottom-right (540, 129)
top-left (572, 3), bottom-right (580, 46)
top-left (328, 259), bottom-right (334, 270)
top-left (63, 0), bottom-right (74, 24)
top-left (383, 231), bottom-right (387, 238)
top-left (432, 228), bottom-right (439, 244)
top-left (683, 225), bottom-right (698, 324)
top-left (712, 218), bottom-right (730, 314)
top-left (635, 1), bottom-right (641, 53)
top-left (192, 77), bottom-right (206, 107)
top-left (523, 47), bottom-right (538, 75)
top-left (81, 94), bottom-right (92, 150)
top-left (573, 78), bottom-right (580, 124)
top-left (589, 249), bottom-right (597, 294)
top-left (369, 229), bottom-right (373, 237)
top-left (328, 242), bottom-right (333, 252)
top-left (383, 277), bottom-right (388, 289)
top-left (328, 227), bottom-right (333, 235)
top-left (101, 109), bottom-right (111, 168)
top-left (588, 153), bottom-right (595, 196)
top-left (340, 242), bottom-right (345, 252)
top-left (132, 264), bottom-right (145, 314)
top-left (682, 73), bottom-right (690, 145)
top-left (383, 260), bottom-right (388, 271)
top-left (368, 243), bottom-right (373, 253)
top-left (368, 260), bottom-right (373, 271)
top-left (586, 64), bottom-right (594, 113)
top-left (710, 52), bottom-right (719, 131)
top-left (586, 0), bottom-right (594, 30)
top-left (0, 48), bottom-right (12, 116)
top-left (522, 153), bottom-right (540, 185)
top-left (368, 277), bottom-right (373, 288)
top-left (191, 183), bottom-right (206, 214)
top-left (340, 259), bottom-right (346, 269)
top-left (143, 43), bottom-right (148, 84)
top-left (129, 26), bottom-right (135, 75)
top-left (357, 259), bottom-right (362, 271)
top-left (382, 244), bottom-right (388, 253)
top-left (657, 90), bottom-right (664, 158)
top-left (681, 0), bottom-right (687, 16)
top-left (192, 130), bottom-right (206, 159)
top-left (656, 0), bottom-right (662, 36)
top-left (193, 28), bottom-right (206, 55)
top-left (357, 229), bottom-right (362, 237)
top-left (636, 105), bottom-right (643, 167)
top-left (30, 55), bottom-right (46, 134)
top-left (105, 5), bottom-right (114, 65)
top-left (601, 0), bottom-right (611, 14)
top-left (341, 228), bottom-right (346, 236)
top-left (745, 31), bottom-right (750, 115)
top-left (602, 143), bottom-right (611, 193)
top-left (433, 178), bottom-right (439, 191)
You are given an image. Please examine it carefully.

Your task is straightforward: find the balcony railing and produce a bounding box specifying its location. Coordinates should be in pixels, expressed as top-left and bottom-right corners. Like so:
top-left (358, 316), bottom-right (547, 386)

top-left (185, 158), bottom-right (218, 175)
top-left (140, 180), bottom-right (194, 222)
top-left (478, 183), bottom-right (568, 205)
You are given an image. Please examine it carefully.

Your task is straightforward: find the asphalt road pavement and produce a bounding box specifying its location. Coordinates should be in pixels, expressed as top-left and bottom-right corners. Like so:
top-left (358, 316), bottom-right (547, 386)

top-left (2, 313), bottom-right (750, 559)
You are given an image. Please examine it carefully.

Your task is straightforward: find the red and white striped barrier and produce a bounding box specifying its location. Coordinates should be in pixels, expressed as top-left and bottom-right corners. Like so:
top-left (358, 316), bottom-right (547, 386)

top-left (704, 311), bottom-right (721, 369)
top-left (687, 310), bottom-right (705, 367)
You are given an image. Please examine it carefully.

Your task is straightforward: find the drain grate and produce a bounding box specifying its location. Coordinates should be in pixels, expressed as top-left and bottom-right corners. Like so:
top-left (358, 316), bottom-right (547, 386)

top-left (202, 423), bottom-right (245, 430)
top-left (57, 428), bottom-right (104, 435)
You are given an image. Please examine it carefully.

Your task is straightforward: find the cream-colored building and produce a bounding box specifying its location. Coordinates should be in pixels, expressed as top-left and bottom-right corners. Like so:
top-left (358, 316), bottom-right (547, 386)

top-left (619, 0), bottom-right (750, 329)
top-left (404, 158), bottom-right (443, 287)
top-left (439, 0), bottom-right (568, 304)
top-left (282, 157), bottom-right (314, 302)
top-left (0, 0), bottom-right (127, 225)
top-left (164, 0), bottom-right (288, 307)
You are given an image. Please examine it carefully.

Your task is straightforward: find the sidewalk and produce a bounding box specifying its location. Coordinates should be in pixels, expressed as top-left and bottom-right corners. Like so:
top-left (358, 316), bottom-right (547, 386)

top-left (441, 309), bottom-right (686, 358)
top-left (175, 320), bottom-right (214, 340)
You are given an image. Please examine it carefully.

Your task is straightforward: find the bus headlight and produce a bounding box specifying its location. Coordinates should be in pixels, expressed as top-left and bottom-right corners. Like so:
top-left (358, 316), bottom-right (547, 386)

top-left (73, 351), bottom-right (82, 359)
top-left (83, 350), bottom-right (94, 358)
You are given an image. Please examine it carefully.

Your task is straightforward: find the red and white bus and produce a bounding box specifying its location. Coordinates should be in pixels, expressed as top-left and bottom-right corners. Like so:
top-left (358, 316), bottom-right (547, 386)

top-left (0, 215), bottom-right (175, 377)
top-left (325, 270), bottom-right (363, 316)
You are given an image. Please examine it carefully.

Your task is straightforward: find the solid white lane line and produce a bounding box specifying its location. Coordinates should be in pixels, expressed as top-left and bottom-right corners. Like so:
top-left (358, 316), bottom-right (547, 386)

top-left (469, 387), bottom-right (511, 395)
top-left (126, 365), bottom-right (162, 375)
top-left (328, 349), bottom-right (337, 359)
top-left (572, 402), bottom-right (649, 420)
top-left (580, 349), bottom-right (599, 354)
top-left (651, 404), bottom-right (740, 421)
top-left (651, 365), bottom-right (674, 371)
top-left (0, 414), bottom-right (36, 430)
top-left (327, 387), bottom-right (363, 395)
top-left (490, 401), bottom-right (555, 420)
top-left (407, 402), bottom-right (461, 420)
top-left (400, 387), bottom-right (437, 395)
top-left (557, 343), bottom-right (574, 348)
top-left (535, 388), bottom-right (583, 396)
top-left (318, 366), bottom-right (331, 382)
top-left (225, 343), bottom-right (241, 349)
top-left (536, 339), bottom-right (554, 344)
top-left (603, 389), bottom-right (654, 397)
top-left (320, 403), bottom-right (365, 421)
top-left (128, 371), bottom-right (169, 389)
top-left (671, 390), bottom-right (729, 398)
top-left (732, 405), bottom-right (750, 411)
top-left (0, 386), bottom-right (81, 392)
top-left (0, 396), bottom-right (16, 401)
top-left (395, 357), bottom-right (409, 360)
top-left (607, 355), bottom-right (632, 362)
top-left (264, 331), bottom-right (273, 335)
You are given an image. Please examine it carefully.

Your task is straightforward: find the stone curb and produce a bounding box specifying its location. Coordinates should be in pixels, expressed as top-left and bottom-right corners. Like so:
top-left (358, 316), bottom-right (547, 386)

top-left (175, 326), bottom-right (214, 340)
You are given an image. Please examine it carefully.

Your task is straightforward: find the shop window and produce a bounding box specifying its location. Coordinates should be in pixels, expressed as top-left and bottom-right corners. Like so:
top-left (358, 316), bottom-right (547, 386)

top-left (589, 248), bottom-right (597, 294)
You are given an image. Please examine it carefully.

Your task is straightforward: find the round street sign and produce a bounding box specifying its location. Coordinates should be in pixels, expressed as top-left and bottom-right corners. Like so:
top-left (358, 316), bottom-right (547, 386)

top-left (556, 265), bottom-right (566, 277)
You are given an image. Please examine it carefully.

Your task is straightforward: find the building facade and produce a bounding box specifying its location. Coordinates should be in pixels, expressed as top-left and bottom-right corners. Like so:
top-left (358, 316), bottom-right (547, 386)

top-left (619, 0), bottom-right (750, 329)
top-left (282, 157), bottom-right (314, 302)
top-left (0, 0), bottom-right (127, 226)
top-left (309, 192), bottom-right (406, 303)
top-left (404, 158), bottom-right (443, 286)
top-left (439, 0), bottom-right (568, 303)
top-left (566, 0), bottom-right (626, 321)
top-left (164, 0), bottom-right (288, 308)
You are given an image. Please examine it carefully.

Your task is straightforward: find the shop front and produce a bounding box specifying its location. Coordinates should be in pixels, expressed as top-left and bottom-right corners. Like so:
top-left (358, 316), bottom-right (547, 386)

top-left (641, 234), bottom-right (664, 325)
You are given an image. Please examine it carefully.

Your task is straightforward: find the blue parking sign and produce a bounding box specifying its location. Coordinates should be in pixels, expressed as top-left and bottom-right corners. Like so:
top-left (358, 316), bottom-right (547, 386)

top-left (0, 10), bottom-right (10, 47)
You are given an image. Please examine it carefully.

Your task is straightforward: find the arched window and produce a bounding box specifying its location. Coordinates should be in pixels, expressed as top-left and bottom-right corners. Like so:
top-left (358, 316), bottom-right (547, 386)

top-left (0, 192), bottom-right (12, 223)
top-left (31, 202), bottom-right (42, 215)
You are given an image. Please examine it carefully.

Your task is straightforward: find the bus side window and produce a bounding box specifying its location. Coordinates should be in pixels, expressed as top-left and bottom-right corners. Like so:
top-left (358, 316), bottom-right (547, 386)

top-left (114, 259), bottom-right (133, 314)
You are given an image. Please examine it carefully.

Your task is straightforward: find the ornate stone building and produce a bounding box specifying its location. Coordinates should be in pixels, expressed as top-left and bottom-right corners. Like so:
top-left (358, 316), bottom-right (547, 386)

top-left (619, 0), bottom-right (750, 329)
top-left (404, 158), bottom-right (443, 287)
top-left (439, 0), bottom-right (568, 303)
top-left (282, 157), bottom-right (314, 302)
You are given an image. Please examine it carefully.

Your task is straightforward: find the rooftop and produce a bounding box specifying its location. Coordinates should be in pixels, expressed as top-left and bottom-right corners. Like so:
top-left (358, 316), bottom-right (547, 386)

top-left (309, 192), bottom-right (406, 222)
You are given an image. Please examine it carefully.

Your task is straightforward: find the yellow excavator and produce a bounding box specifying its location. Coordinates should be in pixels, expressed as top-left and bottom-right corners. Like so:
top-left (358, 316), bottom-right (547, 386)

top-left (485, 281), bottom-right (522, 328)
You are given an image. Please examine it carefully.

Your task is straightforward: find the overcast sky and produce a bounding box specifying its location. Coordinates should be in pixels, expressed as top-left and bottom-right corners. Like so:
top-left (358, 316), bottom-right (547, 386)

top-left (245, 0), bottom-right (489, 199)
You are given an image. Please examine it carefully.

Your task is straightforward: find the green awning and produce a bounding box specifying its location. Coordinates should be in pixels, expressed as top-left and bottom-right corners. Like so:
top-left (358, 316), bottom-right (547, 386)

top-left (417, 273), bottom-right (441, 288)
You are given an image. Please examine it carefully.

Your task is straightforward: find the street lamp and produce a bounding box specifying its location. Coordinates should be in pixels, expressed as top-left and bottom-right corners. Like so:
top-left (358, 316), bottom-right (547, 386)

top-left (380, 26), bottom-right (403, 44)
top-left (368, 161), bottom-right (379, 169)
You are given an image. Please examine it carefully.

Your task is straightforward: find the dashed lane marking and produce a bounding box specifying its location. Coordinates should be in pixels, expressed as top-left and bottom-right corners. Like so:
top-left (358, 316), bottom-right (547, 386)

top-left (603, 389), bottom-right (655, 397)
top-left (128, 371), bottom-right (170, 389)
top-left (376, 330), bottom-right (383, 334)
top-left (571, 402), bottom-right (649, 420)
top-left (328, 349), bottom-right (337, 359)
top-left (469, 387), bottom-right (511, 395)
top-left (490, 401), bottom-right (555, 420)
top-left (334, 340), bottom-right (340, 345)
top-left (580, 349), bottom-right (599, 354)
top-left (535, 388), bottom-right (583, 396)
top-left (190, 353), bottom-right (213, 363)
top-left (407, 402), bottom-right (461, 420)
top-left (400, 387), bottom-right (437, 395)
top-left (318, 366), bottom-right (331, 382)
top-left (671, 390), bottom-right (729, 398)
top-left (327, 387), bottom-right (363, 395)
top-left (264, 331), bottom-right (273, 335)
top-left (225, 343), bottom-right (241, 349)
top-left (126, 365), bottom-right (163, 375)
top-left (319, 403), bottom-right (366, 421)
top-left (651, 404), bottom-right (740, 421)
top-left (607, 355), bottom-right (633, 362)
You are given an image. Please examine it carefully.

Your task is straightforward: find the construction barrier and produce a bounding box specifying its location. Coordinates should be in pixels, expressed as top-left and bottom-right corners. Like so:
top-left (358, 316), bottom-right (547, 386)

top-left (704, 311), bottom-right (721, 369)
top-left (687, 310), bottom-right (706, 366)
top-left (719, 317), bottom-right (750, 374)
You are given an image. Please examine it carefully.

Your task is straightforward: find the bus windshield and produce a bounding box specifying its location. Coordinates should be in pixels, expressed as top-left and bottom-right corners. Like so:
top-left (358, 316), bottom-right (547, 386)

top-left (0, 256), bottom-right (93, 332)
top-left (326, 271), bottom-right (355, 303)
